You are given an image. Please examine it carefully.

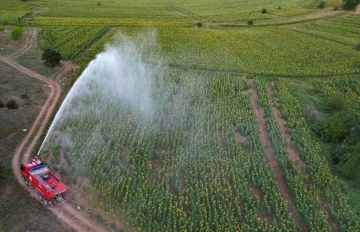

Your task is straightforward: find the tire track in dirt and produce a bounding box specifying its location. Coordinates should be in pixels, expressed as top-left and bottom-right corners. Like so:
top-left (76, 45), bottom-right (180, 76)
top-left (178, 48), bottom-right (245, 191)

top-left (246, 79), bottom-right (307, 231)
top-left (10, 27), bottom-right (38, 58)
top-left (1, 55), bottom-right (108, 232)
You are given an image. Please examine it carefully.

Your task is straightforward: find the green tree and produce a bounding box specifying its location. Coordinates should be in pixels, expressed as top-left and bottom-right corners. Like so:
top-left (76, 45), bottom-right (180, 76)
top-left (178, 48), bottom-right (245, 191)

top-left (42, 48), bottom-right (61, 67)
top-left (323, 111), bottom-right (353, 142)
top-left (343, 0), bottom-right (360, 10)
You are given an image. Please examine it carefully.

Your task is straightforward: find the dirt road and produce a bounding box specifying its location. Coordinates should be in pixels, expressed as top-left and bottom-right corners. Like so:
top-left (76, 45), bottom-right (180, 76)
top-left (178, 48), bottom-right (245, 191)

top-left (1, 33), bottom-right (109, 231)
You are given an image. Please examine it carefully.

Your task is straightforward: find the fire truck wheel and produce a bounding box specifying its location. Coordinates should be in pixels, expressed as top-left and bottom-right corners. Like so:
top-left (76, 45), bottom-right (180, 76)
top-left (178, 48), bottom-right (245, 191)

top-left (43, 199), bottom-right (49, 206)
top-left (38, 193), bottom-right (44, 201)
top-left (38, 193), bottom-right (49, 206)
top-left (24, 177), bottom-right (30, 186)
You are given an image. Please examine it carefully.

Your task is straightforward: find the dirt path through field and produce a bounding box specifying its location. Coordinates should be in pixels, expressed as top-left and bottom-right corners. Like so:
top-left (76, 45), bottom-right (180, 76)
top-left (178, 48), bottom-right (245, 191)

top-left (9, 27), bottom-right (38, 58)
top-left (246, 79), bottom-right (307, 231)
top-left (1, 55), bottom-right (108, 232)
top-left (267, 82), bottom-right (305, 171)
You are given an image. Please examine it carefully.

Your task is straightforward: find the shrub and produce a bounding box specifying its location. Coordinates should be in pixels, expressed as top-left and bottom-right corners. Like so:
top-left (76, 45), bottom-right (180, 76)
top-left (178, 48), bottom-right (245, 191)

top-left (318, 1), bottom-right (326, 9)
top-left (334, 6), bottom-right (339, 10)
top-left (0, 25), bottom-right (5, 32)
top-left (343, 0), bottom-right (360, 10)
top-left (247, 20), bottom-right (254, 25)
top-left (21, 93), bottom-right (29, 99)
top-left (0, 100), bottom-right (3, 108)
top-left (261, 8), bottom-right (267, 14)
top-left (11, 27), bottom-right (23, 40)
top-left (338, 152), bottom-right (360, 178)
top-left (42, 48), bottom-right (61, 67)
top-left (278, 6), bottom-right (282, 10)
top-left (326, 95), bottom-right (345, 111)
top-left (6, 99), bottom-right (19, 109)
top-left (323, 111), bottom-right (353, 142)
top-left (196, 22), bottom-right (203, 27)
top-left (356, 43), bottom-right (360, 51)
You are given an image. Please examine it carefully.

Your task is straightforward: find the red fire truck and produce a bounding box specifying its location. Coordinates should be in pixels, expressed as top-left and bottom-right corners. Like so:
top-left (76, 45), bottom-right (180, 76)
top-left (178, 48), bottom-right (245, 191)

top-left (20, 157), bottom-right (68, 206)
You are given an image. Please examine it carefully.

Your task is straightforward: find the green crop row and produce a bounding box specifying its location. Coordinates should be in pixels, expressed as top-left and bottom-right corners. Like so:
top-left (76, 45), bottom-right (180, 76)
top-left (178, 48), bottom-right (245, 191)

top-left (39, 26), bottom-right (108, 59)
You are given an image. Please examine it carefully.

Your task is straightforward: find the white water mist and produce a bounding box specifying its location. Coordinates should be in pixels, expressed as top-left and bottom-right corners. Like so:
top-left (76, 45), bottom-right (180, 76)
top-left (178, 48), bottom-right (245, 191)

top-left (38, 30), bottom-right (163, 155)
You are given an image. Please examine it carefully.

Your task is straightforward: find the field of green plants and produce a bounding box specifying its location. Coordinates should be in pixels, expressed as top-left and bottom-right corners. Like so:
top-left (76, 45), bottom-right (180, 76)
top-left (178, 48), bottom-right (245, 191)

top-left (2, 0), bottom-right (360, 230)
top-left (42, 67), bottom-right (359, 230)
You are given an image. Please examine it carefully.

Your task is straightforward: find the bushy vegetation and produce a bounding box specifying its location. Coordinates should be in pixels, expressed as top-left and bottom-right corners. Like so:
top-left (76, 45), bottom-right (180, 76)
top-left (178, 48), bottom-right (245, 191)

top-left (318, 1), bottom-right (326, 8)
top-left (20, 93), bottom-right (29, 99)
top-left (247, 20), bottom-right (254, 25)
top-left (42, 48), bottom-right (61, 67)
top-left (261, 8), bottom-right (267, 14)
top-left (356, 43), bottom-right (360, 51)
top-left (10, 26), bottom-right (23, 40)
top-left (6, 99), bottom-right (19, 109)
top-left (343, 0), bottom-right (360, 10)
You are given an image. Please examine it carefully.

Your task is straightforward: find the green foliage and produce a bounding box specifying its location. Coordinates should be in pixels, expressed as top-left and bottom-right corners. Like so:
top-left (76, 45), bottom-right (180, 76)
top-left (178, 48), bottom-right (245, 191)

top-left (326, 95), bottom-right (345, 112)
top-left (247, 20), bottom-right (254, 25)
top-left (21, 93), bottom-right (29, 99)
top-left (342, 0), bottom-right (360, 10)
top-left (40, 26), bottom-right (108, 59)
top-left (338, 152), bottom-right (360, 178)
top-left (261, 8), bottom-right (267, 14)
top-left (323, 111), bottom-right (353, 142)
top-left (0, 25), bottom-right (4, 31)
top-left (42, 48), bottom-right (61, 67)
top-left (196, 22), bottom-right (202, 27)
top-left (356, 43), bottom-right (360, 51)
top-left (318, 1), bottom-right (326, 9)
top-left (6, 99), bottom-right (19, 109)
top-left (10, 27), bottom-right (23, 40)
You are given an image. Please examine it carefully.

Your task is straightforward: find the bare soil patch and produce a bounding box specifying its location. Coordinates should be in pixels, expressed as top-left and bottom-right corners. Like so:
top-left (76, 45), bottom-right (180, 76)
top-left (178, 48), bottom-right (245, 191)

top-left (149, 158), bottom-right (162, 181)
top-left (235, 132), bottom-right (247, 143)
top-left (246, 182), bottom-right (264, 202)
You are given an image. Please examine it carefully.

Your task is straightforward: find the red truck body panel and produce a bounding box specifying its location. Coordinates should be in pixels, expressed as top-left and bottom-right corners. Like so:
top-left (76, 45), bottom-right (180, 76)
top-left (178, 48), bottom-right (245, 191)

top-left (21, 157), bottom-right (68, 202)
